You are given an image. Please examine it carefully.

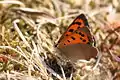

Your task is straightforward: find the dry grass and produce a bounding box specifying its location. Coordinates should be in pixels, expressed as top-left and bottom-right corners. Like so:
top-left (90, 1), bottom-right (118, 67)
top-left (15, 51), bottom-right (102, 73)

top-left (0, 0), bottom-right (120, 80)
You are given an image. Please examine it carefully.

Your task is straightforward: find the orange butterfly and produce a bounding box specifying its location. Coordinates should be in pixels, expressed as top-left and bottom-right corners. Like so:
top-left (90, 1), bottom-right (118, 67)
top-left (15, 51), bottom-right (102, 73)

top-left (55, 14), bottom-right (98, 62)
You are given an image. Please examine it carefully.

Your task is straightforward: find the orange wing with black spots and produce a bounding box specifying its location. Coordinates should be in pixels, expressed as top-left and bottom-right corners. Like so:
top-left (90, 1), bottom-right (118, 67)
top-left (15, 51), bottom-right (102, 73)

top-left (57, 30), bottom-right (89, 48)
top-left (55, 14), bottom-right (98, 61)
top-left (56, 14), bottom-right (95, 48)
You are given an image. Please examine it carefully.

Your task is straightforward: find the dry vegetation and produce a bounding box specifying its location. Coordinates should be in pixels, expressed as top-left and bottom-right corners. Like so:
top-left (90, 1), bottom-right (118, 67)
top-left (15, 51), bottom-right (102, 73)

top-left (0, 0), bottom-right (120, 80)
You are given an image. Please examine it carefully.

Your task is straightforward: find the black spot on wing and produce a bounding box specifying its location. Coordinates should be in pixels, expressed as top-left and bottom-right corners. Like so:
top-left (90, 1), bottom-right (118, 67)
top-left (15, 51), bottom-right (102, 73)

top-left (78, 32), bottom-right (84, 37)
top-left (78, 32), bottom-right (81, 35)
top-left (64, 43), bottom-right (66, 45)
top-left (72, 22), bottom-right (81, 25)
top-left (66, 34), bottom-right (69, 36)
top-left (69, 29), bottom-right (74, 32)
top-left (67, 40), bottom-right (70, 42)
top-left (80, 37), bottom-right (82, 40)
top-left (71, 22), bottom-right (82, 29)
top-left (81, 34), bottom-right (84, 37)
top-left (75, 14), bottom-right (89, 27)
top-left (77, 26), bottom-right (81, 29)
top-left (71, 36), bottom-right (75, 40)
top-left (83, 39), bottom-right (86, 42)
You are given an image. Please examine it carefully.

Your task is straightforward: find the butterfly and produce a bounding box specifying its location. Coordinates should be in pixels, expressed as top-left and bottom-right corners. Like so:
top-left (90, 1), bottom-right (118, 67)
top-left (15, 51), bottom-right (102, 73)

top-left (55, 14), bottom-right (98, 62)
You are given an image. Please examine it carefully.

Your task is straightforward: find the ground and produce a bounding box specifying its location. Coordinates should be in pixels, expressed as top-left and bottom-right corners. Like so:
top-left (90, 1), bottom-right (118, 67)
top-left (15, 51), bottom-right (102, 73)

top-left (0, 0), bottom-right (120, 80)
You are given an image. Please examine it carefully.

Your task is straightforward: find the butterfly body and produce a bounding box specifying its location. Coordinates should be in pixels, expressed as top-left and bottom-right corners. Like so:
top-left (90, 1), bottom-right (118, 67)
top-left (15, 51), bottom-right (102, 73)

top-left (55, 14), bottom-right (98, 62)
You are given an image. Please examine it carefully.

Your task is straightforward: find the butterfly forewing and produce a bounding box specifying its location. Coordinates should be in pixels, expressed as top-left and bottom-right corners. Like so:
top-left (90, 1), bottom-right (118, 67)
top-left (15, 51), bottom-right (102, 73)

top-left (56, 14), bottom-right (89, 47)
top-left (56, 13), bottom-right (98, 61)
top-left (58, 29), bottom-right (90, 48)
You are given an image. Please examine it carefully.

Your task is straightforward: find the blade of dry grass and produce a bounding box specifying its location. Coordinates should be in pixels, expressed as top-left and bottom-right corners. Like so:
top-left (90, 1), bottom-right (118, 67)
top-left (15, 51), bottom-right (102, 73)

top-left (0, 0), bottom-right (25, 7)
